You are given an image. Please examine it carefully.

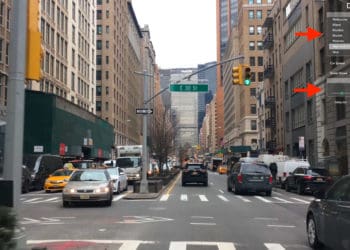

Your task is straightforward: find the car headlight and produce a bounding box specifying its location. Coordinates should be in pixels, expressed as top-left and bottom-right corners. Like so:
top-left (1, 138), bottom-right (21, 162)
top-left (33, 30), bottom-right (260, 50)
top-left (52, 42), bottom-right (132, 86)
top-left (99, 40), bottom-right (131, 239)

top-left (63, 178), bottom-right (69, 182)
top-left (95, 187), bottom-right (109, 193)
top-left (63, 188), bottom-right (75, 193)
top-left (136, 174), bottom-right (140, 178)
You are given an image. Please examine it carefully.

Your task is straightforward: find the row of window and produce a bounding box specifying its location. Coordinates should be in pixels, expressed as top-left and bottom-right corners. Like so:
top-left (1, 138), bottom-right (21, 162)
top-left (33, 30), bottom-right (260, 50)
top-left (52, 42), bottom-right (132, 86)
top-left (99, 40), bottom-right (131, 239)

top-left (42, 51), bottom-right (67, 85)
top-left (0, 39), bottom-right (9, 65)
top-left (249, 41), bottom-right (264, 50)
top-left (248, 10), bottom-right (263, 19)
top-left (0, 3), bottom-right (10, 29)
top-left (248, 0), bottom-right (273, 4)
top-left (78, 32), bottom-right (92, 59)
top-left (249, 56), bottom-right (264, 67)
top-left (40, 80), bottom-right (67, 98)
top-left (78, 10), bottom-right (92, 38)
top-left (249, 25), bottom-right (263, 35)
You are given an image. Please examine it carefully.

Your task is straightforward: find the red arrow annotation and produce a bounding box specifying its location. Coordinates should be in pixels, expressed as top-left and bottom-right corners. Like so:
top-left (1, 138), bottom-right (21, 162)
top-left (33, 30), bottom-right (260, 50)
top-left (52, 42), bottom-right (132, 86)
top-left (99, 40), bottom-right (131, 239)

top-left (295, 27), bottom-right (322, 41)
top-left (293, 83), bottom-right (322, 98)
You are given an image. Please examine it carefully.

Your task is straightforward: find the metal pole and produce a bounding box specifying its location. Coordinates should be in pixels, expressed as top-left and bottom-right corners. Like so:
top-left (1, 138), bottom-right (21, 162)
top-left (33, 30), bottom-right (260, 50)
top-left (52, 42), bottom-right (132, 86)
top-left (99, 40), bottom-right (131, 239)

top-left (140, 70), bottom-right (149, 193)
top-left (3, 0), bottom-right (27, 248)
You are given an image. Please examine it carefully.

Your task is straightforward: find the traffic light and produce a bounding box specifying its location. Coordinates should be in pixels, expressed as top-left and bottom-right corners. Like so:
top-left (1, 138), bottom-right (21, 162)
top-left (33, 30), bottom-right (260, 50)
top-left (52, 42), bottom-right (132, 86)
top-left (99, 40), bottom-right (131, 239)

top-left (232, 65), bottom-right (242, 85)
top-left (26, 0), bottom-right (41, 81)
top-left (242, 65), bottom-right (252, 86)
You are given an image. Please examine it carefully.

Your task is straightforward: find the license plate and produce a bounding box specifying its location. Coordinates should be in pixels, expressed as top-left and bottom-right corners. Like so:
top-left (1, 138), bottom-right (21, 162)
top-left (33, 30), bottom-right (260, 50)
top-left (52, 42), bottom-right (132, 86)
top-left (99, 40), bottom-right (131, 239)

top-left (316, 178), bottom-right (323, 182)
top-left (80, 194), bottom-right (90, 199)
top-left (52, 185), bottom-right (60, 188)
top-left (192, 172), bottom-right (198, 175)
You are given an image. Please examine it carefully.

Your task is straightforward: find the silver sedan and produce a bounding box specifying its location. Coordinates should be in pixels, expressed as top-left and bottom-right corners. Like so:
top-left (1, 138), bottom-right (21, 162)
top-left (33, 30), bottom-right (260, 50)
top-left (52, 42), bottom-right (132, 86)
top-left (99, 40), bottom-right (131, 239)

top-left (62, 169), bottom-right (114, 207)
top-left (106, 167), bottom-right (128, 194)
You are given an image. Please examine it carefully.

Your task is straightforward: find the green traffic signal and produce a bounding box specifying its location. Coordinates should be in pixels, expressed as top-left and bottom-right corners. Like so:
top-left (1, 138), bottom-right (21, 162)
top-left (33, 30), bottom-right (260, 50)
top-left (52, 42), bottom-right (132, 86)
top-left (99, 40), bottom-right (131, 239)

top-left (244, 79), bottom-right (251, 86)
top-left (242, 65), bottom-right (251, 86)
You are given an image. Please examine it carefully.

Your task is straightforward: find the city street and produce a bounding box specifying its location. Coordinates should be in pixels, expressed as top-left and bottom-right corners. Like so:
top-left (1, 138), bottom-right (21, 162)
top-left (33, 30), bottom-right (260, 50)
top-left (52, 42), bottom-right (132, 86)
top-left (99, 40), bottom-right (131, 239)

top-left (20, 171), bottom-right (318, 250)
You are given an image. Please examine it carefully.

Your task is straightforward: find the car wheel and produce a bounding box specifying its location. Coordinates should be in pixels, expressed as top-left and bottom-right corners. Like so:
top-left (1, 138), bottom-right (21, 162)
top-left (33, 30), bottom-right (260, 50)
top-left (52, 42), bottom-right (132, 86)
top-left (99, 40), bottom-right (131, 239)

top-left (285, 182), bottom-right (290, 192)
top-left (203, 181), bottom-right (208, 187)
top-left (227, 180), bottom-right (231, 192)
top-left (22, 180), bottom-right (30, 194)
top-left (117, 183), bottom-right (121, 194)
top-left (297, 183), bottom-right (304, 195)
top-left (233, 183), bottom-right (240, 195)
top-left (266, 190), bottom-right (272, 196)
top-left (182, 182), bottom-right (186, 186)
top-left (307, 214), bottom-right (323, 249)
top-left (124, 182), bottom-right (128, 191)
top-left (45, 190), bottom-right (51, 193)
top-left (105, 194), bottom-right (113, 206)
top-left (63, 201), bottom-right (69, 208)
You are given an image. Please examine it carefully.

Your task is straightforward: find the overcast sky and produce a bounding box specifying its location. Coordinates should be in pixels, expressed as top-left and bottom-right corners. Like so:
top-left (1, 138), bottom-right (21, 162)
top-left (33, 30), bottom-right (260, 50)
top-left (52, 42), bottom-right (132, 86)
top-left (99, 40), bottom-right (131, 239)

top-left (132, 0), bottom-right (217, 69)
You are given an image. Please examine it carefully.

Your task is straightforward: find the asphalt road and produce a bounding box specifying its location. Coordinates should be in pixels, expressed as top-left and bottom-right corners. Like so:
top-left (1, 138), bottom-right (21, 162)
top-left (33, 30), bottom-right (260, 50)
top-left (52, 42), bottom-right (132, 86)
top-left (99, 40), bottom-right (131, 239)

top-left (19, 171), bottom-right (318, 250)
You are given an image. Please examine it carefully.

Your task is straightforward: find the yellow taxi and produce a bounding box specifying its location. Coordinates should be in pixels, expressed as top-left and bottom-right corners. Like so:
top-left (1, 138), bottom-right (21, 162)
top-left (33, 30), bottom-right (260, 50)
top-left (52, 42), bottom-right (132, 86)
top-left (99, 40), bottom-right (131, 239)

top-left (44, 168), bottom-right (76, 192)
top-left (218, 165), bottom-right (227, 175)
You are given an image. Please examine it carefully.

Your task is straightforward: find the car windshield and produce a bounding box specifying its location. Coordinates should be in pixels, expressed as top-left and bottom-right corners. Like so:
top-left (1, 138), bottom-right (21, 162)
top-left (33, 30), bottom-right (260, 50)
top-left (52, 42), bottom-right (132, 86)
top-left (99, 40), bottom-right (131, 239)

top-left (106, 168), bottom-right (117, 176)
top-left (307, 169), bottom-right (330, 176)
top-left (242, 164), bottom-right (270, 174)
top-left (22, 155), bottom-right (40, 171)
top-left (51, 169), bottom-right (73, 176)
top-left (186, 164), bottom-right (205, 170)
top-left (116, 157), bottom-right (140, 168)
top-left (70, 161), bottom-right (93, 169)
top-left (70, 171), bottom-right (107, 181)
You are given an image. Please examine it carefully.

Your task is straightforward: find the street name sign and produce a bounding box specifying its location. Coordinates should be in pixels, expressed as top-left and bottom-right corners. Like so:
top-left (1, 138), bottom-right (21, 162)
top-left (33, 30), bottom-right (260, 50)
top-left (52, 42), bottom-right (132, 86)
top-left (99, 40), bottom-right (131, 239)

top-left (136, 108), bottom-right (153, 114)
top-left (170, 84), bottom-right (208, 92)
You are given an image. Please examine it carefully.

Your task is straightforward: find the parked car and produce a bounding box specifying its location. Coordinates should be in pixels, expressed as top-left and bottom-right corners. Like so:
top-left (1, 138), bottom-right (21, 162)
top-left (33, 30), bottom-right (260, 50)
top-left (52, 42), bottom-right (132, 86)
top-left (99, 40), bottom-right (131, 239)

top-left (285, 167), bottom-right (333, 195)
top-left (227, 162), bottom-right (273, 196)
top-left (306, 175), bottom-right (350, 250)
top-left (23, 154), bottom-right (63, 190)
top-left (21, 165), bottom-right (32, 193)
top-left (62, 168), bottom-right (114, 207)
top-left (148, 162), bottom-right (160, 176)
top-left (182, 163), bottom-right (208, 186)
top-left (106, 167), bottom-right (128, 194)
top-left (275, 159), bottom-right (310, 188)
top-left (44, 168), bottom-right (76, 193)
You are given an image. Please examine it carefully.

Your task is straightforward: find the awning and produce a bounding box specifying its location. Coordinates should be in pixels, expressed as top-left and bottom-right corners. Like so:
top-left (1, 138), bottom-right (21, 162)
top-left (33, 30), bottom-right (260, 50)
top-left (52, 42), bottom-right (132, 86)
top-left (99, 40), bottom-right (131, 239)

top-left (230, 146), bottom-right (252, 153)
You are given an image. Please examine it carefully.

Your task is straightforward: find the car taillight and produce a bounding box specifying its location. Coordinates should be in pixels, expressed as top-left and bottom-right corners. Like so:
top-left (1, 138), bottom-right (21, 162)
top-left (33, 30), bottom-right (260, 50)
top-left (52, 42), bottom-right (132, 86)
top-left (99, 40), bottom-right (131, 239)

top-left (237, 174), bottom-right (243, 183)
top-left (269, 175), bottom-right (273, 184)
top-left (283, 172), bottom-right (286, 177)
top-left (304, 175), bottom-right (313, 180)
top-left (326, 176), bottom-right (332, 182)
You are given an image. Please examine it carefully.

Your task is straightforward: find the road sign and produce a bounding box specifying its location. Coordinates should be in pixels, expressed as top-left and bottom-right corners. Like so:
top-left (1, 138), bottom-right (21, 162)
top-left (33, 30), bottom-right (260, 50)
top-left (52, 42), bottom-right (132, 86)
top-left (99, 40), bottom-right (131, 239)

top-left (170, 84), bottom-right (208, 92)
top-left (136, 108), bottom-right (153, 114)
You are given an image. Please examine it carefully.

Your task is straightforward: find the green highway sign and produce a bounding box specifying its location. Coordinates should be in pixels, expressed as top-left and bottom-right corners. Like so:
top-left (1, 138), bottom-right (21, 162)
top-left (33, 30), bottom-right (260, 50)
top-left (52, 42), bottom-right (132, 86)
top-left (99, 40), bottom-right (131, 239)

top-left (170, 83), bottom-right (208, 92)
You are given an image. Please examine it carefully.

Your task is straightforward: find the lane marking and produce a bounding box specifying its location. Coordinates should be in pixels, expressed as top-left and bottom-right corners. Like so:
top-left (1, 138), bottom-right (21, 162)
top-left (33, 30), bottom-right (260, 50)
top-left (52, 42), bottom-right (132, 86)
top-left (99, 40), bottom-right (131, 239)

top-left (218, 195), bottom-right (229, 202)
top-left (218, 189), bottom-right (224, 194)
top-left (254, 217), bottom-right (279, 221)
top-left (23, 198), bottom-right (41, 203)
top-left (160, 194), bottom-right (169, 201)
top-left (32, 197), bottom-right (60, 203)
top-left (199, 195), bottom-right (208, 202)
top-left (235, 195), bottom-right (251, 202)
top-left (272, 191), bottom-right (284, 196)
top-left (169, 241), bottom-right (236, 250)
top-left (254, 196), bottom-right (272, 203)
top-left (191, 216), bottom-right (214, 219)
top-left (267, 225), bottom-right (296, 228)
top-left (190, 222), bottom-right (216, 226)
top-left (264, 243), bottom-right (286, 250)
top-left (272, 197), bottom-right (292, 203)
top-left (166, 172), bottom-right (181, 195)
top-left (290, 197), bottom-right (310, 204)
top-left (180, 194), bottom-right (188, 201)
top-left (113, 194), bottom-right (126, 201)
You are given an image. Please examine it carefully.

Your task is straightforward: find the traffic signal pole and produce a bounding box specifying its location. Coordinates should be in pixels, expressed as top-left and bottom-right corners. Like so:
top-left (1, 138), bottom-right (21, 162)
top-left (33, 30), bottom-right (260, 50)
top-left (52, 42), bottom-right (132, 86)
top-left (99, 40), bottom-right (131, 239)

top-left (3, 0), bottom-right (28, 248)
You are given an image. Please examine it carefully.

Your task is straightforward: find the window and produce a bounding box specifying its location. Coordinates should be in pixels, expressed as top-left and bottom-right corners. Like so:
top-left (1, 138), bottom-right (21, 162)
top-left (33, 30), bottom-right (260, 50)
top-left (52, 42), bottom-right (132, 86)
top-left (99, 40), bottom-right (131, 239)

top-left (97, 10), bottom-right (102, 19)
top-left (97, 25), bottom-right (102, 35)
top-left (106, 86), bottom-right (109, 95)
top-left (249, 41), bottom-right (255, 50)
top-left (96, 55), bottom-right (102, 65)
top-left (105, 56), bottom-right (109, 64)
top-left (251, 120), bottom-right (257, 130)
top-left (285, 81), bottom-right (289, 99)
top-left (72, 25), bottom-right (75, 44)
top-left (320, 48), bottom-right (325, 75)
top-left (71, 49), bottom-right (75, 67)
top-left (106, 10), bottom-right (109, 18)
top-left (307, 100), bottom-right (313, 124)
top-left (251, 72), bottom-right (256, 82)
top-left (256, 10), bottom-right (262, 19)
top-left (250, 104), bottom-right (257, 114)
top-left (72, 2), bottom-right (76, 20)
top-left (106, 25), bottom-right (110, 34)
top-left (105, 71), bottom-right (109, 79)
top-left (250, 88), bottom-right (256, 97)
top-left (248, 0), bottom-right (254, 4)
top-left (306, 61), bottom-right (312, 82)
top-left (249, 57), bottom-right (255, 66)
top-left (105, 102), bottom-right (109, 111)
top-left (258, 56), bottom-right (263, 66)
top-left (248, 10), bottom-right (254, 19)
top-left (257, 26), bottom-right (262, 34)
top-left (71, 72), bottom-right (75, 91)
top-left (318, 7), bottom-right (324, 33)
top-left (97, 0), bottom-right (102, 4)
top-left (258, 72), bottom-right (264, 82)
top-left (96, 101), bottom-right (101, 112)
top-left (96, 70), bottom-right (101, 80)
top-left (96, 86), bottom-right (101, 96)
top-left (256, 0), bottom-right (261, 4)
top-left (96, 40), bottom-right (102, 50)
top-left (249, 26), bottom-right (255, 35)
top-left (292, 105), bottom-right (305, 129)
top-left (106, 40), bottom-right (109, 49)
top-left (0, 39), bottom-right (3, 62)
top-left (336, 97), bottom-right (346, 120)
top-left (257, 41), bottom-right (263, 50)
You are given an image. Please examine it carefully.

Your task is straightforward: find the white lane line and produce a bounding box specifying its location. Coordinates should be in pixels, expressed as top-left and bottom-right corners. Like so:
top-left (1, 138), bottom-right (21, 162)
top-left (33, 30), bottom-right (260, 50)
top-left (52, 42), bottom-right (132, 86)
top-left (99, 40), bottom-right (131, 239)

top-left (218, 189), bottom-right (224, 194)
top-left (180, 194), bottom-right (188, 201)
top-left (272, 197), bottom-right (292, 203)
top-left (20, 198), bottom-right (25, 201)
top-left (31, 197), bottom-right (60, 203)
top-left (290, 198), bottom-right (310, 204)
top-left (254, 196), bottom-right (272, 203)
top-left (160, 194), bottom-right (169, 201)
top-left (218, 195), bottom-right (229, 202)
top-left (113, 194), bottom-right (126, 201)
top-left (199, 195), bottom-right (208, 202)
top-left (21, 218), bottom-right (41, 224)
top-left (264, 243), bottom-right (286, 250)
top-left (272, 191), bottom-right (284, 196)
top-left (191, 216), bottom-right (214, 219)
top-left (254, 217), bottom-right (279, 221)
top-left (23, 198), bottom-right (41, 203)
top-left (306, 197), bottom-right (315, 201)
top-left (235, 195), bottom-right (251, 202)
top-left (267, 225), bottom-right (296, 228)
top-left (190, 222), bottom-right (216, 226)
top-left (169, 241), bottom-right (236, 250)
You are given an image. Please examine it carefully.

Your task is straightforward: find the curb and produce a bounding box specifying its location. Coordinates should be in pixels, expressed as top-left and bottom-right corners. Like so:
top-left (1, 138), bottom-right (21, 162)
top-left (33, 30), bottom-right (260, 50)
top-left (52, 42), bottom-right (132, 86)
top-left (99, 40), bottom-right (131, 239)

top-left (123, 171), bottom-right (181, 200)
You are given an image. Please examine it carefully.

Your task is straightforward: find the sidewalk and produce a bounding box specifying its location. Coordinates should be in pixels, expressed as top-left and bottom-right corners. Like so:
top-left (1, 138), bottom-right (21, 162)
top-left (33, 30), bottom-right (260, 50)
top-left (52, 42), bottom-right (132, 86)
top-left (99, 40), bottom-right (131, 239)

top-left (123, 171), bottom-right (180, 200)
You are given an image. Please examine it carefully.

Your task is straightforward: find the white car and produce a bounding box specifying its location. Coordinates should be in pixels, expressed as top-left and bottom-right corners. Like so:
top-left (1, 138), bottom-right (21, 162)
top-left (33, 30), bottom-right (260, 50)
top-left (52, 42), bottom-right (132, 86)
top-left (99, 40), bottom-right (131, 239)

top-left (106, 167), bottom-right (128, 194)
top-left (276, 159), bottom-right (310, 188)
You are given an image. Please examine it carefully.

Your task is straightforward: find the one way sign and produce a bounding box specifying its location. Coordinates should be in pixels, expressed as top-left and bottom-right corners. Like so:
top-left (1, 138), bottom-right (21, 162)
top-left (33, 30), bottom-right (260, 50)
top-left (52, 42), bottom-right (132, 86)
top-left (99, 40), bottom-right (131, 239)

top-left (136, 108), bottom-right (153, 114)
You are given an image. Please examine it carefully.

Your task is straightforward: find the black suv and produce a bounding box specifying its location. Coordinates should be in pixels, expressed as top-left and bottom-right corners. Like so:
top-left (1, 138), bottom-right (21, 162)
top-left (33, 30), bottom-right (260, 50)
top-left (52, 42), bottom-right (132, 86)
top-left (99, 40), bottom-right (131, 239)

top-left (182, 163), bottom-right (208, 186)
top-left (227, 162), bottom-right (273, 196)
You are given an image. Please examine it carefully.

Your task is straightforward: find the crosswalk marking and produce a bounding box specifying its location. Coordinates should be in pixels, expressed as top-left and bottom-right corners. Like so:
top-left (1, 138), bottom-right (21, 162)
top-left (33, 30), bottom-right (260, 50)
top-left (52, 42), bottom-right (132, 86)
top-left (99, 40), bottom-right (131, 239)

top-left (264, 243), bottom-right (285, 250)
top-left (113, 194), bottom-right (126, 202)
top-left (272, 197), bottom-right (292, 203)
top-left (160, 194), bottom-right (169, 201)
top-left (198, 195), bottom-right (208, 202)
top-left (290, 197), bottom-right (310, 204)
top-left (169, 241), bottom-right (236, 250)
top-left (217, 195), bottom-right (229, 202)
top-left (254, 196), bottom-right (272, 203)
top-left (23, 198), bottom-right (41, 203)
top-left (235, 195), bottom-right (252, 202)
top-left (31, 197), bottom-right (60, 203)
top-left (180, 194), bottom-right (188, 201)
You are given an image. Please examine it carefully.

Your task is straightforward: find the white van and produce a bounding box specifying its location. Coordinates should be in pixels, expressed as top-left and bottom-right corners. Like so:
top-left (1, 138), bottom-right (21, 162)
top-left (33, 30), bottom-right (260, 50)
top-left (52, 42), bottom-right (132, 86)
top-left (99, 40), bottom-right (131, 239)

top-left (276, 159), bottom-right (310, 187)
top-left (257, 154), bottom-right (289, 167)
